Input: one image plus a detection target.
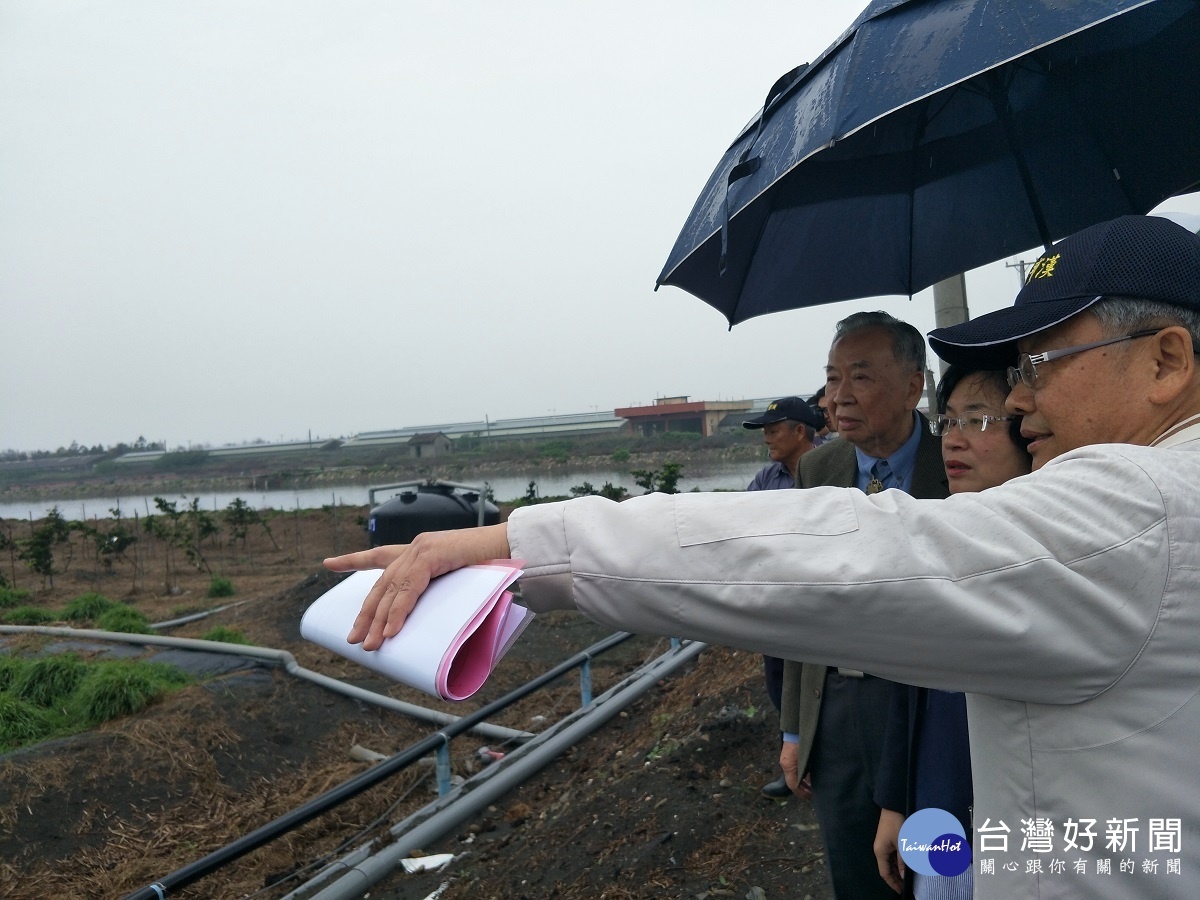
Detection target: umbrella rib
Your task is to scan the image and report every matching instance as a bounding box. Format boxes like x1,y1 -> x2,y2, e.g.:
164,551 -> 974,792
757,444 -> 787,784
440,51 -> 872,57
986,70 -> 1052,251
719,65 -> 810,277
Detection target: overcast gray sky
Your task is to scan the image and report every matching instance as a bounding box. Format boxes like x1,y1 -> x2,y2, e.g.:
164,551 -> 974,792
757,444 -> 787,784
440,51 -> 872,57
3,2 -> 1198,454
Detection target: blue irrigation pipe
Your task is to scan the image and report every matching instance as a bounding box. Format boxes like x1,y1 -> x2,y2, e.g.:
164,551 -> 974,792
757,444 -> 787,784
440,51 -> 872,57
123,630 -> 634,900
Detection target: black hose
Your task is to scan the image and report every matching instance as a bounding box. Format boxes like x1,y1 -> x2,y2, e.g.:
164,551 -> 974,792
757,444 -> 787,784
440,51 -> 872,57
123,631 -> 634,900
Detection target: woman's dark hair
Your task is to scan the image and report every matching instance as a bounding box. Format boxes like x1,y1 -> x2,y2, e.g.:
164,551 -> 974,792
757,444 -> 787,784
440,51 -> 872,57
935,365 -> 1031,454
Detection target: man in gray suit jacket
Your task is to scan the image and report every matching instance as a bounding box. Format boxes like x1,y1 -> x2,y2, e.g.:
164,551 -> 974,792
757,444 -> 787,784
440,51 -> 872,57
779,312 -> 949,900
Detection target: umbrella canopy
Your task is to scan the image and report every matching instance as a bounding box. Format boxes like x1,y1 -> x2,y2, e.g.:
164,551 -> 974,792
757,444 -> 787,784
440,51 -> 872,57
657,0 -> 1200,326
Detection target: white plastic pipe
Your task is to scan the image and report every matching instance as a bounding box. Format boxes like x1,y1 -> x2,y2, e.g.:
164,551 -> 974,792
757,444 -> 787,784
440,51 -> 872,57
288,640 -> 707,900
0,625 -> 531,743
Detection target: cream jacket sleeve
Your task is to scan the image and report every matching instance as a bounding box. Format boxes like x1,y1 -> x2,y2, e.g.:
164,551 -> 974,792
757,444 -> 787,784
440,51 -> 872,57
508,443 -> 1173,706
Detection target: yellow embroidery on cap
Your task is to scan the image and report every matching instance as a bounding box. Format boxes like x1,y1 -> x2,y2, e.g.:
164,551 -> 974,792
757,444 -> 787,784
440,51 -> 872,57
1026,253 -> 1060,281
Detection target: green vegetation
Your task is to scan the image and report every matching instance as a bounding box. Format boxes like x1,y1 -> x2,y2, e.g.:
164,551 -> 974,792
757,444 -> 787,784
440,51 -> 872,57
143,497 -> 218,591
508,480 -> 571,508
631,461 -> 685,494
2,605 -> 56,625
645,736 -> 682,762
95,605 -> 152,634
152,449 -> 210,469
569,481 -> 630,501
0,436 -> 162,463
63,592 -> 117,622
0,654 -> 190,751
200,626 -> 249,645
224,497 -> 278,554
0,527 -> 12,589
206,575 -> 235,598
0,694 -> 52,749
13,654 -> 86,707
0,587 -> 30,609
657,431 -> 702,444
509,466 -> 687,505
71,660 -> 188,726
0,656 -> 25,692
1,428 -> 762,505
535,440 -> 572,463
92,516 -> 137,572
15,507 -> 73,588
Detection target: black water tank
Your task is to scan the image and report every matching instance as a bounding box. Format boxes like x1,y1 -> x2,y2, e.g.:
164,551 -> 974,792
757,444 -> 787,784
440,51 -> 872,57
368,482 -> 500,547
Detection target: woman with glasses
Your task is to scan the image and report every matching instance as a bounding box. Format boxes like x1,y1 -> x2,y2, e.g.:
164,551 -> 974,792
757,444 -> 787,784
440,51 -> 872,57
873,364 -> 1032,900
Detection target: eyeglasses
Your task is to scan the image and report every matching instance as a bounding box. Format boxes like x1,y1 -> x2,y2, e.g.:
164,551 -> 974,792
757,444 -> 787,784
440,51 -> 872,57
1006,329 -> 1160,390
930,414 -> 1015,436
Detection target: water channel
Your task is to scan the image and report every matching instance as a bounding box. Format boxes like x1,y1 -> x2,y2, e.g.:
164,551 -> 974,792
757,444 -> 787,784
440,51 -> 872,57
0,460 -> 770,523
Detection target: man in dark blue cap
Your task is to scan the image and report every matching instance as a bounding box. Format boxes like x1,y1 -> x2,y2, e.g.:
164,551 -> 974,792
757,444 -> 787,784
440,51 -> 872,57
742,396 -> 825,490
742,396 -> 825,797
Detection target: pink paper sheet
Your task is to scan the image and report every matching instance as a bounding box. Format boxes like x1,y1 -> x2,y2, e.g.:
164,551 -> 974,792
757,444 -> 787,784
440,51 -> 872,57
300,562 -> 531,701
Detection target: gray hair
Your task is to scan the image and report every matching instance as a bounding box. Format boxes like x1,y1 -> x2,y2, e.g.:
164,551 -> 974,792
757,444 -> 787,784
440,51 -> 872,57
780,420 -> 816,440
1089,297 -> 1200,350
832,311 -> 927,372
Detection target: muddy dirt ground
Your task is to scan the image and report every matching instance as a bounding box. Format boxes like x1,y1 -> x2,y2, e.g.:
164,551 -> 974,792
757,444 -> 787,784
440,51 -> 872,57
0,508 -> 832,899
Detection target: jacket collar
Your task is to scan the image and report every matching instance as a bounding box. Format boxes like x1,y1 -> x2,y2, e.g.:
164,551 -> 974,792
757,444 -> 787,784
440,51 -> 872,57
1152,413 -> 1200,449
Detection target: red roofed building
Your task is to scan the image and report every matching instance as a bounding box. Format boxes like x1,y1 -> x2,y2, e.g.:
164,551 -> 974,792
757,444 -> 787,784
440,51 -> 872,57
614,396 -> 754,438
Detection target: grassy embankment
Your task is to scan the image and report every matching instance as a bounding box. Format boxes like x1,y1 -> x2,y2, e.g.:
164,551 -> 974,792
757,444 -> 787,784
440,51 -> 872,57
0,431 -> 765,502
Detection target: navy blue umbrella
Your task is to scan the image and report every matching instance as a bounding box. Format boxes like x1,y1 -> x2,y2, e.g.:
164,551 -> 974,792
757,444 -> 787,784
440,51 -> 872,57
657,0 -> 1200,326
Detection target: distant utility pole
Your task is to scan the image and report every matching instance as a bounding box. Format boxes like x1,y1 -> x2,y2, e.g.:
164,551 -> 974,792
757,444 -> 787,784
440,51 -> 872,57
932,274 -> 969,378
1006,258 -> 1034,286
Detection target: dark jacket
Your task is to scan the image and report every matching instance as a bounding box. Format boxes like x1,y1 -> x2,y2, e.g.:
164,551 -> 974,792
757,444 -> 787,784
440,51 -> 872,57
779,412 -> 949,770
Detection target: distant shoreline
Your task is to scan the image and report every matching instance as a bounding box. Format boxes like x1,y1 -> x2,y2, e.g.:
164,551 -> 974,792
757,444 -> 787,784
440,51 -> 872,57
0,444 -> 766,506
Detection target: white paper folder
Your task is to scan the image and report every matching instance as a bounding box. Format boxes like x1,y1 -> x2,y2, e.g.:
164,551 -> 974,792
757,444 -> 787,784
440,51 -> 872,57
300,563 -> 532,701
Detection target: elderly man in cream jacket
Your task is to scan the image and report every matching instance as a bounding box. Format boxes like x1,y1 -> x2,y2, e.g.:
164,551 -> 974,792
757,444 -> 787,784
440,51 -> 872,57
329,215 -> 1200,899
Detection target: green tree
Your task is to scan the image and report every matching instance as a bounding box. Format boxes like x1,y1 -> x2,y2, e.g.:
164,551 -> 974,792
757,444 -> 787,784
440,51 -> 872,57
18,508 -> 73,587
224,497 -> 278,554
0,525 -> 14,588
185,498 -> 220,564
597,481 -> 630,501
630,462 -> 684,495
569,481 -> 629,501
143,497 -> 216,592
95,507 -> 137,573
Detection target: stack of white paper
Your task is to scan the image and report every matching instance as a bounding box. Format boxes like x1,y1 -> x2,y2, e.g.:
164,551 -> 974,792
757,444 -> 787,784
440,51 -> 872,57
300,563 -> 532,701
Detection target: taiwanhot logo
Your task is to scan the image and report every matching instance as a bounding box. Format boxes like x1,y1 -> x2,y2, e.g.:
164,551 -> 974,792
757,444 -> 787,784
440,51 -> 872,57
897,807 -> 972,878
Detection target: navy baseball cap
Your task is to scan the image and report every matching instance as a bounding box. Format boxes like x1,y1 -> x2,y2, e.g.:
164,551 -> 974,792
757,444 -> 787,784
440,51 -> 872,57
743,396 -> 825,430
929,215 -> 1200,368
